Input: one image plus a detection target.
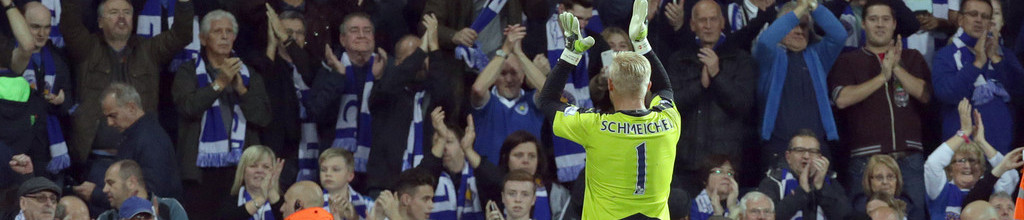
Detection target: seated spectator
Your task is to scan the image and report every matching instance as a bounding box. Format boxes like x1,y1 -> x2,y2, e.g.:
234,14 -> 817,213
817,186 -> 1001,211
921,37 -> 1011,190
666,0 -> 758,194
463,130 -> 570,219
365,14 -> 450,197
925,99 -> 1022,220
754,0 -> 847,162
96,160 -> 188,220
173,9 -> 271,217
2,177 -> 60,220
828,1 -> 932,217
58,195 -> 89,220
217,145 -> 285,219
932,0 -> 1024,154
690,155 -> 740,220
118,196 -> 155,220
305,12 -> 386,175
280,181 -> 325,217
988,192 -> 1014,220
362,170 -> 433,220
733,191 -> 775,220
319,148 -> 373,219
482,170 -> 537,220
868,206 -> 901,220
469,24 -> 546,167
962,201 -> 999,220
757,129 -> 850,219
850,155 -> 923,219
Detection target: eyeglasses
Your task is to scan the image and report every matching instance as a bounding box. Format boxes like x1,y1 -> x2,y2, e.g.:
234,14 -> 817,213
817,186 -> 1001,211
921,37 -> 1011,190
747,208 -> 775,216
962,10 -> 993,20
955,158 -> 979,164
22,193 -> 57,204
871,174 -> 897,182
788,147 -> 821,155
710,169 -> 735,177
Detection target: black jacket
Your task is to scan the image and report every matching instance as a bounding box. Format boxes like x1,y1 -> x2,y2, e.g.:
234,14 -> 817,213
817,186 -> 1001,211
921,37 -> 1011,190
365,49 -> 450,196
26,43 -> 74,175
250,43 -> 318,159
216,192 -> 284,220
119,113 -> 183,199
757,163 -> 850,220
666,45 -> 758,173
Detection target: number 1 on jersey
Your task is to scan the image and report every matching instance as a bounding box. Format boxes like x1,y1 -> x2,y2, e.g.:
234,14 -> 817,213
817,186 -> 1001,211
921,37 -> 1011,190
634,142 -> 647,195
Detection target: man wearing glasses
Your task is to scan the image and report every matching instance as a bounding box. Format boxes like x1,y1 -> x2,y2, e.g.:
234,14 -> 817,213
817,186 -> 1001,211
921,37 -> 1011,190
756,129 -> 850,220
4,177 -> 61,220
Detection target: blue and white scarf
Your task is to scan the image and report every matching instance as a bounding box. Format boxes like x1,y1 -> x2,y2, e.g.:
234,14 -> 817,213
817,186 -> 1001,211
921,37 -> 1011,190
431,164 -> 484,220
534,184 -> 551,220
950,29 -> 1010,106
546,13 -> 593,182
401,91 -> 427,171
323,185 -> 375,219
691,189 -> 728,220
294,64 -> 321,181
238,186 -> 275,220
778,169 -> 826,220
40,0 -> 64,48
455,0 -> 508,71
137,0 -> 201,72
727,1 -> 755,32
195,56 -> 249,167
333,53 -> 374,173
22,47 -> 69,173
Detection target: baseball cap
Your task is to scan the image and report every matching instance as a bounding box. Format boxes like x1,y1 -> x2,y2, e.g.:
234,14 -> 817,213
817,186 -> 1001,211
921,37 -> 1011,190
118,196 -> 154,219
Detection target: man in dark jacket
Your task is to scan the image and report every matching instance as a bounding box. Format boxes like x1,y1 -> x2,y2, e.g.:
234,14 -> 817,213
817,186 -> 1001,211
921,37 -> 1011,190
61,0 -> 193,175
20,1 -> 74,176
757,130 -> 850,220
667,0 -> 758,193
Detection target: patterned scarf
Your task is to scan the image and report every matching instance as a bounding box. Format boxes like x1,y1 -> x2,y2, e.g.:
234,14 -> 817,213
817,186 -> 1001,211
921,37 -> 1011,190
950,29 -> 1010,106
431,164 -> 484,220
322,185 -> 375,219
455,0 -> 508,71
294,64 -> 321,181
195,55 -> 249,167
136,0 -> 201,72
22,47 -> 69,173
401,91 -> 426,171
333,53 -> 374,173
778,169 -> 826,220
238,186 -> 275,220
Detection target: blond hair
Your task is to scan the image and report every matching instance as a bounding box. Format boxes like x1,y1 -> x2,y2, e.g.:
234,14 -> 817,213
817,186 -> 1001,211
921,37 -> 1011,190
606,52 -> 651,99
230,145 -> 277,195
319,148 -> 355,172
863,154 -> 903,196
945,142 -> 986,180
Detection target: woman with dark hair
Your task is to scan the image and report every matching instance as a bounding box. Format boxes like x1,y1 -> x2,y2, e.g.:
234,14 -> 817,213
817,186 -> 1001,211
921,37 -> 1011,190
463,130 -> 571,219
690,154 -> 739,220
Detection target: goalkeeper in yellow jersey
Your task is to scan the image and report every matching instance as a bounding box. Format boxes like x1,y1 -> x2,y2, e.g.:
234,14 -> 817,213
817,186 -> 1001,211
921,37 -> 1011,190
537,0 -> 680,219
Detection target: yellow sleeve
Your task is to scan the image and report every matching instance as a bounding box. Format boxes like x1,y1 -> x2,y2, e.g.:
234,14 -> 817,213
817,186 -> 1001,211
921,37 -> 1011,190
552,105 -> 596,147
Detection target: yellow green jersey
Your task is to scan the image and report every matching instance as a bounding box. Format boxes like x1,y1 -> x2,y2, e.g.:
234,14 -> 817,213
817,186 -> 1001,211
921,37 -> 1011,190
552,95 -> 681,219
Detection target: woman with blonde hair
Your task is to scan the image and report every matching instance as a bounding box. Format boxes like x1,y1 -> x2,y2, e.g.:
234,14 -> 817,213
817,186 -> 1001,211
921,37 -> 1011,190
853,155 -> 922,219
217,145 -> 285,219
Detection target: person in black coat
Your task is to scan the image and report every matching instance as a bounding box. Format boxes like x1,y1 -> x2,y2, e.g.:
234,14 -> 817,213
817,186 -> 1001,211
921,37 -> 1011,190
666,0 -> 759,193
101,83 -> 183,200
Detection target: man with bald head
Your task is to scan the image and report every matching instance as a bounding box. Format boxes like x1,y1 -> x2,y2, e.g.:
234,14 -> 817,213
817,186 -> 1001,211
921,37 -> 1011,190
868,206 -> 901,220
281,181 -> 326,217
962,201 -> 999,220
58,196 -> 89,220
666,0 -> 758,193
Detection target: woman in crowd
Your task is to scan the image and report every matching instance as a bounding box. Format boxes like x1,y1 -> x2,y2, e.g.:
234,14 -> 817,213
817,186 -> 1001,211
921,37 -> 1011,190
463,130 -> 570,219
690,155 -> 739,220
852,155 -> 922,219
925,99 -> 1022,220
217,145 -> 285,219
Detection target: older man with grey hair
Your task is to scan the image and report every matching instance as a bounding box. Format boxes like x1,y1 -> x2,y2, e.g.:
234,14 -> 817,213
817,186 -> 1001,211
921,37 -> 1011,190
105,83 -> 182,199
733,191 -> 776,220
172,9 -> 271,218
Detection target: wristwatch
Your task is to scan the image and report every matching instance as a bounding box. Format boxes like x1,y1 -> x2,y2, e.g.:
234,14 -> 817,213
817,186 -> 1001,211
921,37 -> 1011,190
495,49 -> 508,59
3,3 -> 15,11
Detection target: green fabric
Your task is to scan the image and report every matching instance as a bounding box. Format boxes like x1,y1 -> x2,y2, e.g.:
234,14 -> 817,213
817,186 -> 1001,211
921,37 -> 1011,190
0,76 -> 29,102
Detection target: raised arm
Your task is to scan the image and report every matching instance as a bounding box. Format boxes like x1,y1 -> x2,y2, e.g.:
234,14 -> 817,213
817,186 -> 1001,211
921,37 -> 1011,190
925,98 -> 974,199
59,0 -> 99,62
6,0 -> 36,73
145,0 -> 194,64
539,12 -> 595,117
629,0 -> 672,102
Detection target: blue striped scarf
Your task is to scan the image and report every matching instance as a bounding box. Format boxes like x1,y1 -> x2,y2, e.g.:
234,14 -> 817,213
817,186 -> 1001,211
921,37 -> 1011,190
323,185 -> 375,219
195,56 -> 249,167
136,0 -> 200,72
691,189 -> 727,220
455,0 -> 507,71
431,164 -> 484,220
950,29 -> 1010,106
40,0 -> 64,48
238,186 -> 275,220
23,47 -> 70,173
533,184 -> 551,220
401,91 -> 426,171
545,13 -> 594,182
778,169 -> 826,220
333,53 -> 374,173
294,64 -> 321,181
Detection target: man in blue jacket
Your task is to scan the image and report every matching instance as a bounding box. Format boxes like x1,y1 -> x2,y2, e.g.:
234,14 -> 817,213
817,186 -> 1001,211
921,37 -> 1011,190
754,0 -> 847,164
932,0 -> 1024,154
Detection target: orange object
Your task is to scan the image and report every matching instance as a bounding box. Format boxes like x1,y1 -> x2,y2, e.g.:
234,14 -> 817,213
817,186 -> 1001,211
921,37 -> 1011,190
1014,168 -> 1024,220
285,207 -> 334,220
